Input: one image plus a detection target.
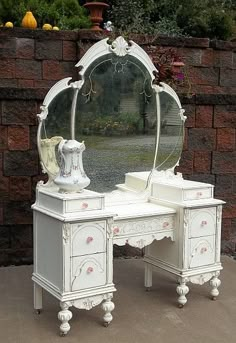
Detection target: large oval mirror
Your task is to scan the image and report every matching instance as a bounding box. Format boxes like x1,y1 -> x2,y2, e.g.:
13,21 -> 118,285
154,83 -> 185,172
74,53 -> 158,193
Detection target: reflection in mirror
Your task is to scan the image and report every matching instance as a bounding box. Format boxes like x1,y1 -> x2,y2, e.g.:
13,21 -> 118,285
155,90 -> 184,171
74,54 -> 157,193
39,87 -> 75,177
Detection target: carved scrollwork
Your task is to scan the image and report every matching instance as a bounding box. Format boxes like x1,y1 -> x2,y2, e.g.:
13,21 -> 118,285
188,273 -> 213,285
72,295 -> 106,310
109,36 -> 132,56
63,223 -> 70,244
113,216 -> 174,236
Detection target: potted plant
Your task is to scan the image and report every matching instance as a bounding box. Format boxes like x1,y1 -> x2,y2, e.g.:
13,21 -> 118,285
84,1 -> 109,31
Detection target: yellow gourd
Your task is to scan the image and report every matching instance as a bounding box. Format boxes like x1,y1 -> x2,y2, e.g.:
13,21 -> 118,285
5,22 -> 13,28
43,23 -> 52,30
52,26 -> 60,31
22,11 -> 37,29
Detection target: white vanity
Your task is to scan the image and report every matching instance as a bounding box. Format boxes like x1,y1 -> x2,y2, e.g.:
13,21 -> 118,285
32,37 -> 223,336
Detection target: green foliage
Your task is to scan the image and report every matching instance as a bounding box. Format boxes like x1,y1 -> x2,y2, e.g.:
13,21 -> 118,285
0,0 -> 91,29
107,0 -> 236,40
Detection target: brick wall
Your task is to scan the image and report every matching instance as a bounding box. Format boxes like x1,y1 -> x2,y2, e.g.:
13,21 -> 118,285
0,28 -> 235,265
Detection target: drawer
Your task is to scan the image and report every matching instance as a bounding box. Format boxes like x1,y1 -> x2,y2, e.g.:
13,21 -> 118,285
189,236 -> 215,268
189,207 -> 216,238
183,187 -> 212,201
72,222 -> 106,256
66,197 -> 103,213
71,253 -> 106,291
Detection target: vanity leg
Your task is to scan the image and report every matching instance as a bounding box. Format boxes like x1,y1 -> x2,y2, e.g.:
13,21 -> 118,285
58,302 -> 73,336
144,262 -> 152,291
102,294 -> 115,327
34,282 -> 43,314
176,278 -> 189,308
210,272 -> 221,301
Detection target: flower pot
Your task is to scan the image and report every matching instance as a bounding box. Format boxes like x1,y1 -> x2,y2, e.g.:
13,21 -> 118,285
84,2 -> 109,31
171,61 -> 185,74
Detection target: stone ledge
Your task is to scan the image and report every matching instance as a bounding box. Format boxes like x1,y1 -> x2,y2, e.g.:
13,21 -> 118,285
0,27 -> 78,41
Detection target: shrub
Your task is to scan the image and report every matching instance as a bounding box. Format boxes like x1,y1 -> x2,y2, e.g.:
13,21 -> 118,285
0,0 -> 91,29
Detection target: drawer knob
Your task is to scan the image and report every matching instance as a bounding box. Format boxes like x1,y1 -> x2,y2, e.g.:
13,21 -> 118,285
163,222 -> 169,228
113,227 -> 120,234
87,267 -> 94,274
82,202 -> 88,209
86,236 -> 94,243
201,220 -> 207,226
197,192 -> 203,197
200,247 -> 207,254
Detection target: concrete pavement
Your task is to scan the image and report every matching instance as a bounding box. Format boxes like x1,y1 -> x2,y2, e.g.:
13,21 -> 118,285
0,256 -> 235,343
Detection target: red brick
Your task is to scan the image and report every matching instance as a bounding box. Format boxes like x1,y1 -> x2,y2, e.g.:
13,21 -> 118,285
18,79 -> 34,88
188,128 -> 216,151
43,60 -> 63,80
4,201 -> 32,225
178,48 -> 202,66
196,105 -> 213,127
35,40 -> 62,60
212,151 -> 236,174
201,49 -> 214,66
0,37 -> 16,58
0,152 -> 2,175
0,207 -> 3,225
223,201 -> 236,219
0,176 -> 9,199
63,41 -> 77,61
0,79 -> 18,87
37,80 -> 56,88
202,50 -> 233,68
16,38 -> 34,59
184,104 -> 195,128
0,126 -> 7,150
217,128 -> 235,151
194,151 -> 211,173
9,176 -> 31,200
215,175 -> 233,197
183,128 -> 188,150
61,61 -> 77,79
8,126 -> 29,151
0,59 -> 15,78
214,105 -> 236,128
189,66 -> 219,86
220,68 -> 236,87
176,151 -> 194,175
15,59 -> 42,80
2,100 -> 37,125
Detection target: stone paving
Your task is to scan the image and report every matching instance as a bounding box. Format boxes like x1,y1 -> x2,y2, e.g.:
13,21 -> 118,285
0,256 -> 235,343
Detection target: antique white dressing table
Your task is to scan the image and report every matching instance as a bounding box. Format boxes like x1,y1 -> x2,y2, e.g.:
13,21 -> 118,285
32,36 -> 224,336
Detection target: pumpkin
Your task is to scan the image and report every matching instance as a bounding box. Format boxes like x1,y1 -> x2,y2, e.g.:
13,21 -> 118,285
5,22 -> 13,28
52,26 -> 60,31
22,11 -> 37,29
43,23 -> 52,30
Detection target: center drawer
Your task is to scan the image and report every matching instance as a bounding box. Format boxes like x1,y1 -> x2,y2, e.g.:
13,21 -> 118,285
189,207 -> 216,238
72,222 -> 106,256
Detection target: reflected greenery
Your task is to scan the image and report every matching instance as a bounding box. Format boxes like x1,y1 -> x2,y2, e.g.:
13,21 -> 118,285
155,91 -> 183,171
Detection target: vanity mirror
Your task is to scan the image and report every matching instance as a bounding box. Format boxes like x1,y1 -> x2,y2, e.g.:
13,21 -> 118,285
32,36 -> 223,336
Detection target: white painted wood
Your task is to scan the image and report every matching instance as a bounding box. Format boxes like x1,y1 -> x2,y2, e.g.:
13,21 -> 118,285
71,253 -> 107,291
189,236 -> 215,268
189,207 -> 216,238
72,222 -> 106,256
34,282 -> 43,311
32,35 -> 224,334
